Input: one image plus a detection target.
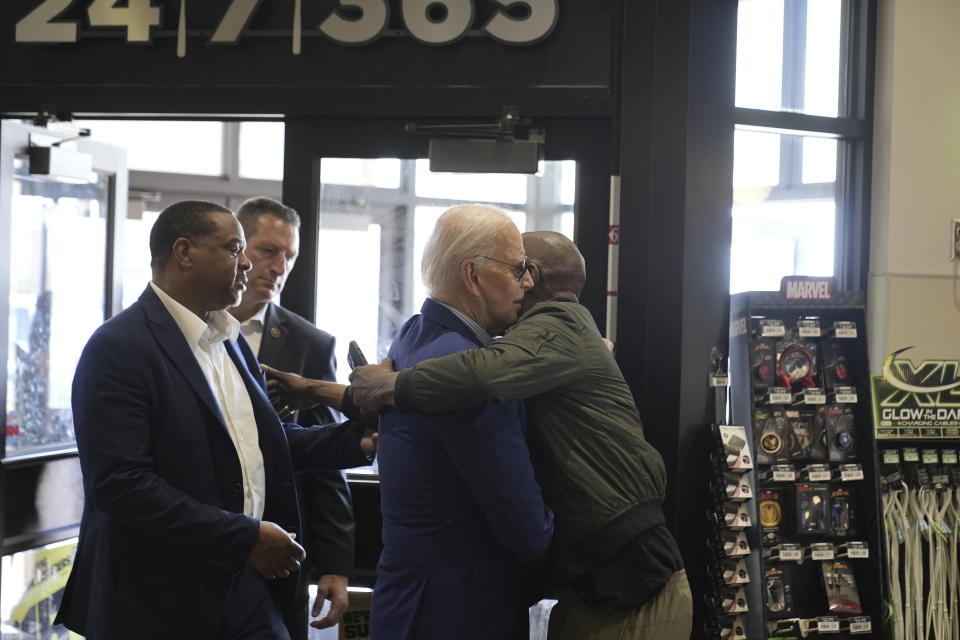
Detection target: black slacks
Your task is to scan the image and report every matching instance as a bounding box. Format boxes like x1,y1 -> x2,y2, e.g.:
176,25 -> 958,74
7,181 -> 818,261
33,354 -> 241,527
221,565 -> 292,640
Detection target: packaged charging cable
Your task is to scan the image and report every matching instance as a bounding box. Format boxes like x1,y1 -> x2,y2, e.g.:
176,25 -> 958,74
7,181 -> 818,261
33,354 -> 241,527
758,487 -> 786,547
786,410 -> 814,461
718,425 -> 753,472
751,339 -> 776,389
824,405 -> 856,462
756,408 -> 790,465
795,483 -> 831,535
821,339 -> 854,389
775,339 -> 819,389
810,408 -> 829,462
764,564 -> 795,619
821,560 -> 862,616
830,486 -> 855,538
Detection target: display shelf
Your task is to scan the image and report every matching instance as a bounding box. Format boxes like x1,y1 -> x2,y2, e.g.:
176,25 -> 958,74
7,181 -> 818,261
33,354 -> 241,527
725,279 -> 883,638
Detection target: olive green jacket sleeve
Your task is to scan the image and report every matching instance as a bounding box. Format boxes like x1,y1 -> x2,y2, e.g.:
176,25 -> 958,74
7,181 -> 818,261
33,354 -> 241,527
395,301 -> 596,413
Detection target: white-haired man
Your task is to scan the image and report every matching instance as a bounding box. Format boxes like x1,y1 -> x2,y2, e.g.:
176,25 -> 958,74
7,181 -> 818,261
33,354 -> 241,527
369,204 -> 554,639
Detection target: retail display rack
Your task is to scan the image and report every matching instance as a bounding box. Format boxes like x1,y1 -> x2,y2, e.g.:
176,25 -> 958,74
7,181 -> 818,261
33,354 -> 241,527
705,278 -> 883,639
872,331 -> 960,639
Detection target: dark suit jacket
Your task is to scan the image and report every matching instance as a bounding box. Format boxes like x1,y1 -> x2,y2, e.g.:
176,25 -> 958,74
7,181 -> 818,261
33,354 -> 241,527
371,299 -> 554,640
55,286 -> 369,640
259,303 -> 356,580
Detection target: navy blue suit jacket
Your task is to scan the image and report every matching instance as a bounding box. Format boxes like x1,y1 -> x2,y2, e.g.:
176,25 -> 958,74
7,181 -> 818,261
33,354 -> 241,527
55,286 -> 369,640
259,303 -> 357,640
371,299 -> 553,640
260,303 -> 355,581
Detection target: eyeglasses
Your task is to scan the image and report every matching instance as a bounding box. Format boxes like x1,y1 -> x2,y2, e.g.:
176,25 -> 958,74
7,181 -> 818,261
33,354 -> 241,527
472,255 -> 531,281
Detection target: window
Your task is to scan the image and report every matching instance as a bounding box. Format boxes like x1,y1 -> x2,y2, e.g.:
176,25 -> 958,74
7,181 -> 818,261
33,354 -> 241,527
736,0 -> 844,117
1,539 -> 78,636
732,129 -> 838,292
319,158 -> 401,189
414,161 -> 527,204
73,120 -> 225,175
238,122 -> 285,181
74,120 -> 287,307
121,208 -> 161,310
6,160 -> 109,457
316,159 -> 577,383
732,0 -> 872,293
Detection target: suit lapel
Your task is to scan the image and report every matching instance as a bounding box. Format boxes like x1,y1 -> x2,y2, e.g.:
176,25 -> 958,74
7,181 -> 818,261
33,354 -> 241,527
256,304 -> 314,425
257,303 -> 290,367
140,286 -> 228,433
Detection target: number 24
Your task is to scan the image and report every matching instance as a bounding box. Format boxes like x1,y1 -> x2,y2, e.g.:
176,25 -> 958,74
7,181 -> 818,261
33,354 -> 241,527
15,0 -> 558,47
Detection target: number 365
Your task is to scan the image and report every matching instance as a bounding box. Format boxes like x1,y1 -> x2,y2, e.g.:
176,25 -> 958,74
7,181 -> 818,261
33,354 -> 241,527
16,0 -> 558,47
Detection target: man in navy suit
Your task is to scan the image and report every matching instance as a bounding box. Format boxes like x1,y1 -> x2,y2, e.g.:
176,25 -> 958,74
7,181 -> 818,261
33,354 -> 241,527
371,204 -> 554,639
55,201 -> 374,640
230,197 -> 357,638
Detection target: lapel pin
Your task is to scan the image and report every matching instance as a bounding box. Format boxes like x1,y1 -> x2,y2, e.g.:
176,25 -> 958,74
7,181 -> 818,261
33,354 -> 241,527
270,327 -> 280,338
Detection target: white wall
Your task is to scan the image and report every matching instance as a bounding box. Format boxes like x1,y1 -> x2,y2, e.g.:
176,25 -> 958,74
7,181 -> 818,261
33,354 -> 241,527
869,0 -> 960,370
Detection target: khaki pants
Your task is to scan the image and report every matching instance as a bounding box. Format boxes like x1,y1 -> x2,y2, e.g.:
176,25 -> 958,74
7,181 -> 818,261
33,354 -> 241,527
547,569 -> 693,640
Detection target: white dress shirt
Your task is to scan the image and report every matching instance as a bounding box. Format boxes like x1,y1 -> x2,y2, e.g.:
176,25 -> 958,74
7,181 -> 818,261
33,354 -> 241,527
150,282 -> 267,520
238,303 -> 269,357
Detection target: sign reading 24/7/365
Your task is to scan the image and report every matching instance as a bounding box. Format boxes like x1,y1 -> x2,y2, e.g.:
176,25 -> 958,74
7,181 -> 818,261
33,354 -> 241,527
15,0 -> 558,51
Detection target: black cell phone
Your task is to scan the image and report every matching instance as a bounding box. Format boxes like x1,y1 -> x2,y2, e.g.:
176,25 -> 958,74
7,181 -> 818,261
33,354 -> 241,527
347,340 -> 368,370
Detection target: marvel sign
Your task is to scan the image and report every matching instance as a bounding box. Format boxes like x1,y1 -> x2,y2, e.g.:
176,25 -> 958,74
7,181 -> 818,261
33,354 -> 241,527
781,277 -> 834,301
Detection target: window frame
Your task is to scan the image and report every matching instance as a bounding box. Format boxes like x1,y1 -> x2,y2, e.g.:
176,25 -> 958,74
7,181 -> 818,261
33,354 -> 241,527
734,0 -> 875,292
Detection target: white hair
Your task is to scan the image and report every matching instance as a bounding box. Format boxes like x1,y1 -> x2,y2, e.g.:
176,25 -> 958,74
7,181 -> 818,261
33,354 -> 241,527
421,204 -> 516,297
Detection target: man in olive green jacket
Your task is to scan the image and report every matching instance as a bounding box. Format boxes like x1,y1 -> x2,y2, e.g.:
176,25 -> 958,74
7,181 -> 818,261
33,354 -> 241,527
266,231 -> 692,639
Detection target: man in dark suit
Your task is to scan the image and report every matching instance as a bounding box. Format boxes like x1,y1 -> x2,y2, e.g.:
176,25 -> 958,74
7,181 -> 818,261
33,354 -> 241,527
55,200 -> 374,640
370,204 -> 554,639
230,197 -> 356,638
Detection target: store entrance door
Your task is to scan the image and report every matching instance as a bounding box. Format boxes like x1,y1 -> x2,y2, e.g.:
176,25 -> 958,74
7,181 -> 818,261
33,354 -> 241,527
280,116 -> 612,371
279,115 -> 612,587
0,118 -> 128,637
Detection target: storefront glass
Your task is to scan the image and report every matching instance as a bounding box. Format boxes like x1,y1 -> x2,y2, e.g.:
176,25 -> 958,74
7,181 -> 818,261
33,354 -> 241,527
0,539 -> 78,640
316,159 -> 576,383
5,159 -> 108,457
731,129 -> 838,293
736,0 -> 845,117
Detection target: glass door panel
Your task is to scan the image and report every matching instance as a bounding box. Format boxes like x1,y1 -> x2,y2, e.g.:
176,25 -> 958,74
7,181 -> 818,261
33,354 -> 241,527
0,538 -> 78,638
5,161 -> 109,457
120,208 -> 161,310
316,158 -> 576,384
730,127 -> 838,293
1,120 -> 127,460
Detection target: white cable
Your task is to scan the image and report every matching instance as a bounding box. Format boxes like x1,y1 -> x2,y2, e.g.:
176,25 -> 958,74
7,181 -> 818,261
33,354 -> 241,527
921,488 -> 936,640
904,485 -> 914,640
923,488 -> 949,640
896,480 -> 916,640
897,487 -> 908,640
884,486 -> 906,640
898,482 -> 915,640
953,486 -> 960,640
907,483 -> 926,640
939,489 -> 952,640
935,488 -> 953,640
947,485 -> 960,640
